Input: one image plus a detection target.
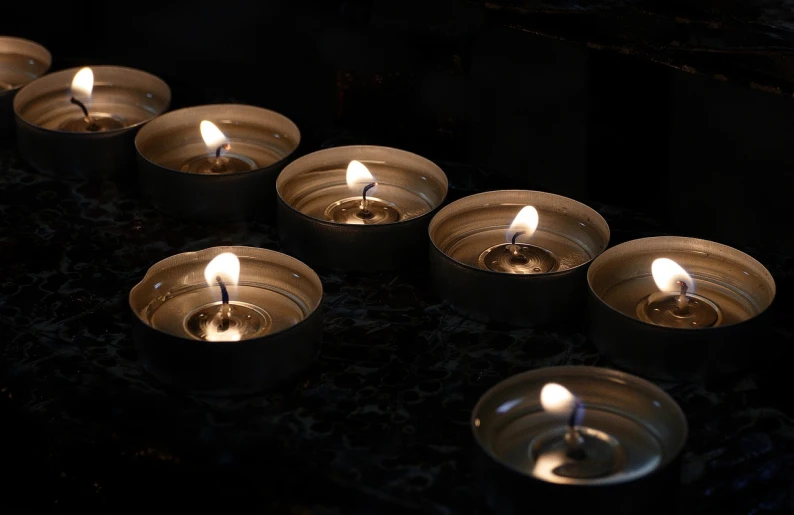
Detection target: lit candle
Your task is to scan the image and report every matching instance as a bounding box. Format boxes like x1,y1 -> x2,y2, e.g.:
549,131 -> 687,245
635,257 -> 722,328
60,67 -> 126,132
129,247 -> 324,393
427,190 -> 610,325
586,236 -> 776,380
532,383 -> 622,480
477,205 -> 559,274
276,145 -> 449,271
178,120 -> 257,174
471,365 -> 687,511
323,160 -> 401,224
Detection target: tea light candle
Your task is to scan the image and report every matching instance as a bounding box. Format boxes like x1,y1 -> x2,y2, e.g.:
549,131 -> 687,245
428,190 -> 610,326
587,236 -> 776,381
472,366 -> 687,514
14,65 -> 170,176
136,104 -> 300,221
276,145 -> 448,271
0,36 -> 50,133
129,246 -> 323,394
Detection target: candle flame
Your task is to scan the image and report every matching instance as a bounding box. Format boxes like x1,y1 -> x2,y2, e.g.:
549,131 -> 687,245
651,258 -> 694,293
204,324 -> 242,342
200,120 -> 229,151
204,252 -> 240,289
346,160 -> 377,193
506,205 -> 539,243
540,383 -> 576,416
71,67 -> 94,98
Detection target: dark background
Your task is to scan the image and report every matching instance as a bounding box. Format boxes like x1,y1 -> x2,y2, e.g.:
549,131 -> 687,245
2,0 -> 794,513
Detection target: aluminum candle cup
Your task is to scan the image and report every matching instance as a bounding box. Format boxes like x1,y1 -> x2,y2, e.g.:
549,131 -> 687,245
472,366 -> 687,515
136,104 -> 300,222
0,37 -> 50,134
429,190 -> 609,326
129,246 -> 323,395
14,65 -> 170,177
587,236 -> 776,382
277,145 -> 448,272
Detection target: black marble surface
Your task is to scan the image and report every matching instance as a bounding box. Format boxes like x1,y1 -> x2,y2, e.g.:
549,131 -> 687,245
1,130 -> 793,514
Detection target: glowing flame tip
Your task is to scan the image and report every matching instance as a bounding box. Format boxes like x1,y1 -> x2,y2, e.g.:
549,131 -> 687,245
346,160 -> 377,191
71,67 -> 94,98
540,383 -> 576,415
203,252 -> 240,288
200,120 -> 229,151
651,257 -> 694,293
507,205 -> 539,243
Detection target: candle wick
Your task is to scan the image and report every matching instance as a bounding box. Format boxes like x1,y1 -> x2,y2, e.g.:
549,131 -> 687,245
676,280 -> 690,313
361,182 -> 377,214
215,143 -> 230,159
511,230 -> 526,247
70,97 -> 100,131
564,398 -> 587,460
216,275 -> 231,331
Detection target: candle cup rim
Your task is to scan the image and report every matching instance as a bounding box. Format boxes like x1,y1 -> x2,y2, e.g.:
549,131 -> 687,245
276,144 -> 449,227
135,103 -> 301,175
0,36 -> 52,95
128,246 -> 323,343
13,65 -> 171,135
471,365 -> 689,481
587,236 -> 777,330
429,189 -> 610,276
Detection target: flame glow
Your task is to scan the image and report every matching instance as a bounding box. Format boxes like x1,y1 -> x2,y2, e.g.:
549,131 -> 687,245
346,160 -> 377,193
204,324 -> 242,342
71,67 -> 94,98
506,206 -> 539,243
200,120 -> 229,151
204,252 -> 240,289
540,383 -> 576,416
651,258 -> 694,293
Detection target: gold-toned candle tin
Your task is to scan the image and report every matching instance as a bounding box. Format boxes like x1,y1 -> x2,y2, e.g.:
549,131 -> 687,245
472,365 -> 687,514
136,104 -> 300,221
129,246 -> 323,395
14,65 -> 170,177
0,36 -> 50,134
276,145 -> 448,272
429,190 -> 609,326
587,236 -> 776,381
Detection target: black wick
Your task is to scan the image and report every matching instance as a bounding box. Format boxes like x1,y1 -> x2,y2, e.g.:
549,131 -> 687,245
511,230 -> 526,246
216,275 -> 231,331
565,397 -> 586,459
70,97 -> 100,131
361,181 -> 377,213
215,143 -> 230,158
676,280 -> 690,313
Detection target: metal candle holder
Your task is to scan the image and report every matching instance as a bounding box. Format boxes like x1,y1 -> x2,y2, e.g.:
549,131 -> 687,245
136,104 -> 300,221
587,236 -> 776,382
429,190 -> 610,326
129,246 -> 323,396
0,36 -> 50,135
276,145 -> 448,272
14,65 -> 170,177
472,365 -> 687,515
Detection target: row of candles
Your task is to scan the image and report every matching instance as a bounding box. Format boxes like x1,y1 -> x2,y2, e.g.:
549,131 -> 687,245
0,36 -> 777,510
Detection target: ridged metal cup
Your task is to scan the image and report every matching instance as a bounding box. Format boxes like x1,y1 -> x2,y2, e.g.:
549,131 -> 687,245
136,104 -> 300,221
14,65 -> 170,177
429,190 -> 609,326
0,36 -> 51,135
587,236 -> 776,382
276,145 -> 448,272
129,246 -> 323,396
472,365 -> 687,515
